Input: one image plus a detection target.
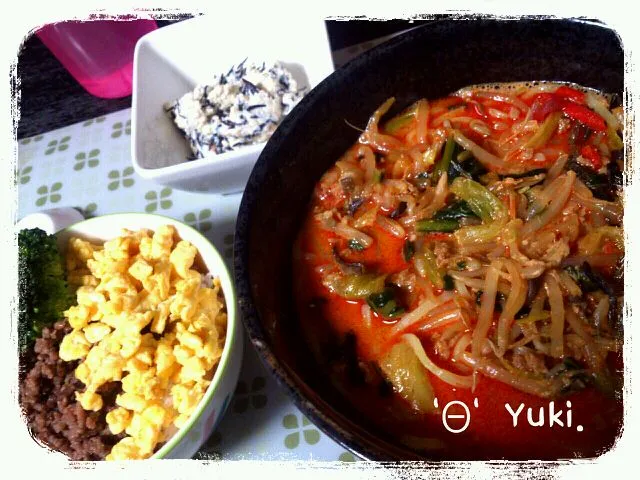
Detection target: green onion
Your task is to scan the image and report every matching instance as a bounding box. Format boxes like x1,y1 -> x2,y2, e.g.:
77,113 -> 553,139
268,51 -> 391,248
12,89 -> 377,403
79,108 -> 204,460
431,136 -> 456,184
415,219 -> 460,233
383,107 -> 416,135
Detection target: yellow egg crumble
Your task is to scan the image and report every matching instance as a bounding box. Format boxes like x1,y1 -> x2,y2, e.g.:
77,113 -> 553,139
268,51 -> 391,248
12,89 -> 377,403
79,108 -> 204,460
58,225 -> 227,460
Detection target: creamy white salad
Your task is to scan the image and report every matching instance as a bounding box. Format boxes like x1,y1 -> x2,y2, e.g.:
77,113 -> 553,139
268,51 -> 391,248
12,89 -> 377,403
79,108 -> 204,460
165,60 -> 307,159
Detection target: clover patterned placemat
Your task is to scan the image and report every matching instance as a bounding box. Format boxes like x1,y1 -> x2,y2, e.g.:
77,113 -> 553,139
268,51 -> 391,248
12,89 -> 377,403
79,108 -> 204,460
16,108 -> 359,463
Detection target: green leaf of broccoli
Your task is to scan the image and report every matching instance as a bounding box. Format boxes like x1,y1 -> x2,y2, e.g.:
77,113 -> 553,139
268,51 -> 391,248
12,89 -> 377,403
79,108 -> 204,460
18,228 -> 74,352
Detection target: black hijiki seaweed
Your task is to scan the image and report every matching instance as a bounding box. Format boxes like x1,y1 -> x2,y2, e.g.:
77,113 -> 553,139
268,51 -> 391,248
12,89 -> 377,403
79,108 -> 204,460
166,60 -> 305,160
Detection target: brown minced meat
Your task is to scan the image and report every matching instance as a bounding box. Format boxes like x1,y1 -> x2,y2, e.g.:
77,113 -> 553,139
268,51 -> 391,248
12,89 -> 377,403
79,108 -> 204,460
19,321 -> 124,461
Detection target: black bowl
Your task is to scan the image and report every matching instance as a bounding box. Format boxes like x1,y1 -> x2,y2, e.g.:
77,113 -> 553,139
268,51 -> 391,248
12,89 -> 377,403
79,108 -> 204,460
234,17 -> 624,461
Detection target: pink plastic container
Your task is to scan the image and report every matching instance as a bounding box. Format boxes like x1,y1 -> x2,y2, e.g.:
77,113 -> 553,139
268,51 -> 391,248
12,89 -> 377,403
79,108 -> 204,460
36,19 -> 157,99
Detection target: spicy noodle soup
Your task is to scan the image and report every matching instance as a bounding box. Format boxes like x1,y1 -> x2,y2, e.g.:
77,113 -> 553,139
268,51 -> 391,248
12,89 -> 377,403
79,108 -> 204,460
293,83 -> 623,460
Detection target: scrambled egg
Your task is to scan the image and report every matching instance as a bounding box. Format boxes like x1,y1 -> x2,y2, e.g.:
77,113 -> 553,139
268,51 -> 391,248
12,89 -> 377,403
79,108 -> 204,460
58,225 -> 227,460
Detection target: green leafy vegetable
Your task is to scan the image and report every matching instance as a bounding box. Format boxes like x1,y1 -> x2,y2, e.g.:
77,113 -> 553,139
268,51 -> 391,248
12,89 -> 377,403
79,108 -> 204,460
450,177 -> 508,222
327,274 -> 387,299
563,264 -> 603,294
367,288 -> 404,318
447,156 -> 487,183
566,156 -> 616,201
449,177 -> 509,245
442,274 -> 455,291
18,228 -> 74,352
562,357 -> 583,371
378,341 -> 436,413
413,249 -> 444,288
348,239 -> 365,251
547,357 -> 593,395
433,200 -> 480,221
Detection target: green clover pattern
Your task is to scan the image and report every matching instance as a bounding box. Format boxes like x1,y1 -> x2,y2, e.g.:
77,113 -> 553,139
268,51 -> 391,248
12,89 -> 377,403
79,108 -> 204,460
83,116 -> 105,127
74,149 -> 100,170
282,414 -> 320,449
17,165 -> 32,185
184,209 -> 213,233
19,134 -> 43,145
111,120 -> 131,138
339,451 -> 357,462
45,136 -> 70,155
233,377 -> 267,413
144,187 -> 172,213
80,202 -> 98,218
35,182 -> 62,206
108,167 -> 135,190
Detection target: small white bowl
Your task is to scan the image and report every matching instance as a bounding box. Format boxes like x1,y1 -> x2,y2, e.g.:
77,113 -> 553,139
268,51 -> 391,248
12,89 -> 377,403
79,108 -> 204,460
16,207 -> 85,235
54,213 -> 243,459
131,15 -> 335,194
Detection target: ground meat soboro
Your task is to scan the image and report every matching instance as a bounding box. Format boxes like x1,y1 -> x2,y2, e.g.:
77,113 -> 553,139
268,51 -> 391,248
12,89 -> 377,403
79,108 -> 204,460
19,321 -> 123,461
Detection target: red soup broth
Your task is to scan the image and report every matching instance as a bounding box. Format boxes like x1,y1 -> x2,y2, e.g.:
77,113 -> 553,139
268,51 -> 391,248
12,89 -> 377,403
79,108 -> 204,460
292,82 -> 623,460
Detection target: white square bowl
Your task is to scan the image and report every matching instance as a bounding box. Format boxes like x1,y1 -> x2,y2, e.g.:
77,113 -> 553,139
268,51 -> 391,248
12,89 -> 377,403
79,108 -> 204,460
131,15 -> 335,194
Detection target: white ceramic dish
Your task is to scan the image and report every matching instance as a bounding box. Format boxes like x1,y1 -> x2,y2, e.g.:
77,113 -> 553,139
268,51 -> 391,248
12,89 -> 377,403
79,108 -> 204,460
54,213 -> 243,459
16,207 -> 85,235
131,15 -> 335,194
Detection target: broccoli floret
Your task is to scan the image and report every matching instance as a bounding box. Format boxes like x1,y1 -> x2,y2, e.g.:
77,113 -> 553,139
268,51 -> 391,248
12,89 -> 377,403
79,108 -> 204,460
18,228 -> 74,351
